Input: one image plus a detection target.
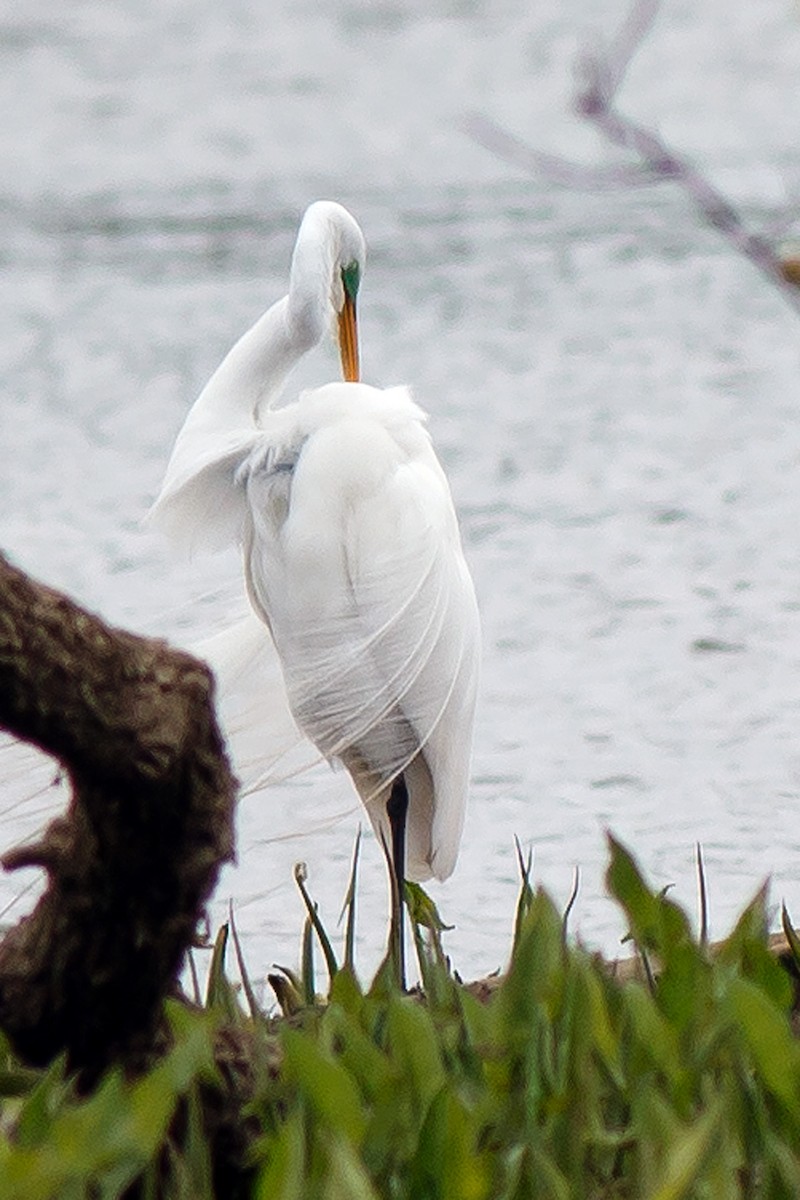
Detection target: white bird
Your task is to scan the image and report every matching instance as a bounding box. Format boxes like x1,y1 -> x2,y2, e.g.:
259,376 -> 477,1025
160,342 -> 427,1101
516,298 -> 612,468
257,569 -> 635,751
148,200 -> 480,938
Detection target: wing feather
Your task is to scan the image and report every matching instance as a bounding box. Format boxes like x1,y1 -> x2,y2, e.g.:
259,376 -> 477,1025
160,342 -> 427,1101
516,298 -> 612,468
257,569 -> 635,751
146,433 -> 257,554
242,386 -> 480,878
152,381 -> 480,882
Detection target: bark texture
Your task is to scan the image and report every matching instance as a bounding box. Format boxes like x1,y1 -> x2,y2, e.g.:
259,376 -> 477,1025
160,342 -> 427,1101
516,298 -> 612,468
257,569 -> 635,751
0,551 -> 236,1082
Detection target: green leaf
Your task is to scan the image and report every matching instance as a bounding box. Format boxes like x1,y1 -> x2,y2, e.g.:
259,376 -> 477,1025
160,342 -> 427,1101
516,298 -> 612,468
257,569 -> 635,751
339,829 -> 362,975
322,1004 -> 394,1105
386,995 -> 445,1113
230,902 -> 264,1020
643,1103 -> 721,1200
0,1004 -> 216,1200
295,862 -> 339,984
320,1132 -> 381,1200
269,968 -> 305,1017
781,904 -> 800,974
328,964 -> 364,1015
763,1128 -> 800,1193
500,888 -> 563,1043
574,958 -> 622,1083
606,835 -> 692,962
282,1029 -> 367,1145
406,884 -> 458,1010
718,887 -> 793,1009
526,1147 -> 571,1200
181,1081 -> 215,1200
511,836 -> 535,956
0,1062 -> 43,1099
254,1113 -> 306,1200
410,1086 -> 491,1200
205,923 -> 243,1021
726,976 -> 800,1112
302,914 -> 316,1006
405,882 -> 453,934
621,982 -> 680,1081
656,940 -> 710,1033
13,1056 -> 70,1149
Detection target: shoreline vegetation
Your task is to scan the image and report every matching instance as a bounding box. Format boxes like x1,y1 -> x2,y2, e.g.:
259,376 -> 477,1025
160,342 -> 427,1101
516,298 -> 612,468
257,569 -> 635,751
3,553 -> 800,1198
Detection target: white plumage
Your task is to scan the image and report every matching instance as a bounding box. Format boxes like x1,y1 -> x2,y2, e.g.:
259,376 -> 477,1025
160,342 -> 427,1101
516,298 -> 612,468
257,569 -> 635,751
149,201 -> 480,883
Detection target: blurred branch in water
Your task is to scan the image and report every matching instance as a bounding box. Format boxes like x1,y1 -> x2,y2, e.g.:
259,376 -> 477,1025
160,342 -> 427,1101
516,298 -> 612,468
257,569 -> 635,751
462,0 -> 800,316
0,550 -> 236,1085
461,115 -> 663,191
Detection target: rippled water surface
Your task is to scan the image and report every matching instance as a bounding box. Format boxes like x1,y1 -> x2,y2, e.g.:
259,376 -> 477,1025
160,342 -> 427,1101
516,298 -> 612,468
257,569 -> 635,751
2,0 -> 800,982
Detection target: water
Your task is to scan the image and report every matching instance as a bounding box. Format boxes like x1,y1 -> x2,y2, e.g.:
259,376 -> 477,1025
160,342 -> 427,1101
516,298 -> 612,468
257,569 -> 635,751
2,0 -> 800,985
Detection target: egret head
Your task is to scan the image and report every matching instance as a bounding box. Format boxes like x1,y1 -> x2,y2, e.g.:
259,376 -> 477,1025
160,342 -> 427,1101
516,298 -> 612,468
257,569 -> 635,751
289,201 -> 365,383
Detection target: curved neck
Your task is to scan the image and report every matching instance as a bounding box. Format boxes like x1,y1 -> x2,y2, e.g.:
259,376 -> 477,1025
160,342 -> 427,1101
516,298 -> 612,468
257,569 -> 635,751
203,298 -> 307,425
190,216 -> 335,436
149,205 -> 357,552
153,214 -> 340,515
286,215 -> 336,356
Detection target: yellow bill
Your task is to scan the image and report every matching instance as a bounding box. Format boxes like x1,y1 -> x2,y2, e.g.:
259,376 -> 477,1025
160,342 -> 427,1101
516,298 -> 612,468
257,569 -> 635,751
338,292 -> 360,382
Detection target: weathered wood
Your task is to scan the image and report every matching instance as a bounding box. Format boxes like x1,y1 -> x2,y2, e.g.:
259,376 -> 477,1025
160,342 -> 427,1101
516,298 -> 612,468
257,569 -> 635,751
0,551 -> 237,1082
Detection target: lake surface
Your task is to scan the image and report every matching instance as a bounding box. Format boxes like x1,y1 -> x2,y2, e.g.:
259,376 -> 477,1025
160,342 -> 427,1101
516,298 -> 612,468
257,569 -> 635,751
2,0 -> 800,985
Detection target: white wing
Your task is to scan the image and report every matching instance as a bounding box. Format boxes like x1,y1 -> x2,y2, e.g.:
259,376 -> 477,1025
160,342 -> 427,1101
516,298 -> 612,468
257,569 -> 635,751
146,301 -> 295,556
149,376 -> 480,881
241,383 -> 480,880
146,435 -> 257,554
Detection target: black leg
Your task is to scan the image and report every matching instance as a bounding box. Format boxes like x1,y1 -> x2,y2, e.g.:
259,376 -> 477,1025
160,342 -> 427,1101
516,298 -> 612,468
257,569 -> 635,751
386,774 -> 409,988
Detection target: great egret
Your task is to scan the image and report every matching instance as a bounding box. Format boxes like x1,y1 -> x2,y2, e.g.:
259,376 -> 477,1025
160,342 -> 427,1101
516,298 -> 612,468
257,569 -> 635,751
149,201 -> 480,970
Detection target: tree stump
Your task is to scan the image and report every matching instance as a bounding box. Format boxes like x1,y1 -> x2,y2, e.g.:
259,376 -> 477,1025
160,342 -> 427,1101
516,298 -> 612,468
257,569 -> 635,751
0,551 -> 236,1083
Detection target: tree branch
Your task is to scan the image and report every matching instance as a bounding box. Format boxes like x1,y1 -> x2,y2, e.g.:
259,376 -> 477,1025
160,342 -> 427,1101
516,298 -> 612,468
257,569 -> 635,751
0,551 -> 236,1082
464,0 -> 800,315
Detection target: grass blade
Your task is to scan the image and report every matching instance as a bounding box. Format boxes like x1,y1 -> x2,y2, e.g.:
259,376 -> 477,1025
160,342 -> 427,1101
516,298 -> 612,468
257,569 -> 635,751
301,915 -> 315,1006
781,903 -> 800,973
205,924 -> 243,1021
229,901 -> 263,1020
294,862 -> 338,984
377,827 -> 406,989
268,968 -> 304,1017
339,828 -> 362,975
696,843 -> 709,949
512,836 -> 534,956
187,950 -> 202,1007
562,866 -> 580,943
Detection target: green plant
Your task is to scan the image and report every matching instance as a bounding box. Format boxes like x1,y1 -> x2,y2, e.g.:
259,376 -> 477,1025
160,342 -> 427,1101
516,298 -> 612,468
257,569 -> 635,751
3,835 -> 800,1198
